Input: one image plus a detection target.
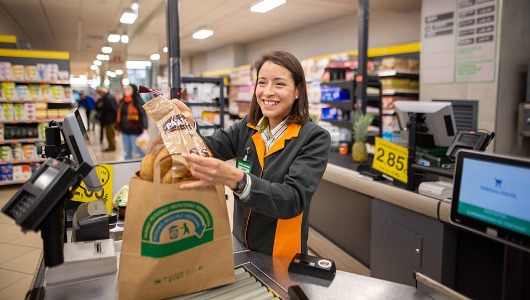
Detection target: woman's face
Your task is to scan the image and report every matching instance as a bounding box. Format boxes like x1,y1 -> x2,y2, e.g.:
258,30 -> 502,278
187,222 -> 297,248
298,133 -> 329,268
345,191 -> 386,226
255,61 -> 299,123
124,85 -> 133,97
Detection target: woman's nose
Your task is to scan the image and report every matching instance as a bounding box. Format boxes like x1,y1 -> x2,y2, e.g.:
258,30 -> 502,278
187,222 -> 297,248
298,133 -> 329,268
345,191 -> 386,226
263,84 -> 275,96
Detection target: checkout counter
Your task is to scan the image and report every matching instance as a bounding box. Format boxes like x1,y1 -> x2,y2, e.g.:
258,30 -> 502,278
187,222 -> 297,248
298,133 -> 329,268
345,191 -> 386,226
309,153 -> 529,299
25,159 -> 451,300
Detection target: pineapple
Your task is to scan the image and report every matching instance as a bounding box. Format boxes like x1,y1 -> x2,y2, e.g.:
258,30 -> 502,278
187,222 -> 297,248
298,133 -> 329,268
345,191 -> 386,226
352,113 -> 374,163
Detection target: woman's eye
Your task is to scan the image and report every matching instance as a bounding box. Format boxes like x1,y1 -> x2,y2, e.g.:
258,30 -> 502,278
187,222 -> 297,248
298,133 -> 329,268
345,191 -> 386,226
258,81 -> 266,85
276,82 -> 285,86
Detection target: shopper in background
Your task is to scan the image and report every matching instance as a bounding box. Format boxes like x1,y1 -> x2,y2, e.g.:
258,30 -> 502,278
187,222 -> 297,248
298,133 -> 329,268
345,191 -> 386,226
78,92 -> 96,131
117,84 -> 148,159
95,87 -> 118,152
174,50 -> 331,259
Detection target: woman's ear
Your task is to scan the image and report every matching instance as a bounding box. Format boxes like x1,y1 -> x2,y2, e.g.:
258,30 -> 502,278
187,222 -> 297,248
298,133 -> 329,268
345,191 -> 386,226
295,85 -> 301,99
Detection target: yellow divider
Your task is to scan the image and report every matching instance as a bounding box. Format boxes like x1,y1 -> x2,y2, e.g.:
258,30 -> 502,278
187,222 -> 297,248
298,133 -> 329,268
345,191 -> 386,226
0,49 -> 70,60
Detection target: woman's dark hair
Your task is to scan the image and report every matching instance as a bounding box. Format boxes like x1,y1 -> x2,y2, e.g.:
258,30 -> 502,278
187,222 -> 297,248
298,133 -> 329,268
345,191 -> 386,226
248,51 -> 310,126
127,83 -> 144,108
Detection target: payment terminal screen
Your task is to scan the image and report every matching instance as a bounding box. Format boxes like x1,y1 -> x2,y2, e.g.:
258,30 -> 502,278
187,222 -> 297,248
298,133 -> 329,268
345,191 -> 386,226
458,158 -> 530,237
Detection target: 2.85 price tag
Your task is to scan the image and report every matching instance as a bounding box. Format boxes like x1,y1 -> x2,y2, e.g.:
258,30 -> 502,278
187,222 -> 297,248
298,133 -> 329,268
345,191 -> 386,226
372,137 -> 408,183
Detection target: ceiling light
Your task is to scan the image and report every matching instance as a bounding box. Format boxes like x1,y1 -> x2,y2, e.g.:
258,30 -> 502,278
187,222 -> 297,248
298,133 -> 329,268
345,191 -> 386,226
104,77 -> 110,86
122,78 -> 130,86
108,34 -> 120,43
120,11 -> 137,24
106,71 -> 116,77
121,35 -> 129,43
192,29 -> 214,40
251,0 -> 286,13
96,54 -> 107,61
126,60 -> 152,69
90,65 -> 98,71
150,53 -> 160,61
115,69 -> 124,75
102,46 -> 112,54
131,3 -> 139,11
93,60 -> 102,66
163,46 -> 168,53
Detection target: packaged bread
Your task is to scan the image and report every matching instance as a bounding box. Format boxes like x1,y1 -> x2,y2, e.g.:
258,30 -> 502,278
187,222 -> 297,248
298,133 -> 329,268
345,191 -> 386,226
139,86 -> 211,183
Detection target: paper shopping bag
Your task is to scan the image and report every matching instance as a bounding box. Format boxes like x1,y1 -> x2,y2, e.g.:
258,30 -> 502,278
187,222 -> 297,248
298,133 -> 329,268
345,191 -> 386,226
118,175 -> 235,299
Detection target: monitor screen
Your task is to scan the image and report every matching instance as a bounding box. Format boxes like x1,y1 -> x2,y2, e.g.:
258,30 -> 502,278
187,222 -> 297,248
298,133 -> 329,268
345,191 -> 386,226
451,151 -> 530,252
33,166 -> 60,190
394,101 -> 457,147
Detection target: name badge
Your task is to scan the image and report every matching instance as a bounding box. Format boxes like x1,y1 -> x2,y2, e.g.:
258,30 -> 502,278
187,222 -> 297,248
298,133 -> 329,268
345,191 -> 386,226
237,160 -> 252,173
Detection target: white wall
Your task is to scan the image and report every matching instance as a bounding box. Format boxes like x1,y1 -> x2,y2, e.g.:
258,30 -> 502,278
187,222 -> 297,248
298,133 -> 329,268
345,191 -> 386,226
495,0 -> 530,156
182,9 -> 421,73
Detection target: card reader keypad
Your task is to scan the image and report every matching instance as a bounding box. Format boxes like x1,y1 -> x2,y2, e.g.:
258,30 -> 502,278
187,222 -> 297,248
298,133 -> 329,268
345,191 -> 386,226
9,193 -> 37,221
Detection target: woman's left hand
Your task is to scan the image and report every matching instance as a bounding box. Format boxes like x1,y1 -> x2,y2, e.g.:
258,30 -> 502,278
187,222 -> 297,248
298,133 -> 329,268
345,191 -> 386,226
181,153 -> 244,190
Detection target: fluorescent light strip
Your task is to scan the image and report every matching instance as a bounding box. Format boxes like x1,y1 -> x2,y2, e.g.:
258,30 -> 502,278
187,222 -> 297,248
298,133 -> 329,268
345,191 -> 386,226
192,29 -> 214,40
251,0 -> 286,13
126,61 -> 152,69
120,11 -> 137,24
108,34 -> 120,43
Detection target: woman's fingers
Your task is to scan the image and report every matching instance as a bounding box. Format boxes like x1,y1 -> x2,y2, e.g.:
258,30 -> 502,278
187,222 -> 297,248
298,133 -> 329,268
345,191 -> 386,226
180,180 -> 206,189
171,99 -> 195,124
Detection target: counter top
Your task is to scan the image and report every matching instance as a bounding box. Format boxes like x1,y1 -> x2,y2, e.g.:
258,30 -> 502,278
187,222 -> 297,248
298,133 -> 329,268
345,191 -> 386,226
323,153 -> 452,222
32,236 -> 430,300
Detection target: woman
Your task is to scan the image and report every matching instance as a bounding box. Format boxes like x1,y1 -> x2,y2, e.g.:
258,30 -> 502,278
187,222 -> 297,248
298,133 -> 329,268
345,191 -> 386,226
176,51 -> 331,259
117,84 -> 148,160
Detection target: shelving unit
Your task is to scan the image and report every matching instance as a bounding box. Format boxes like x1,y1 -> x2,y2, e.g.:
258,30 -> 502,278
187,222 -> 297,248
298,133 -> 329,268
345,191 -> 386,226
181,76 -> 226,131
0,48 -> 71,186
320,76 -> 383,139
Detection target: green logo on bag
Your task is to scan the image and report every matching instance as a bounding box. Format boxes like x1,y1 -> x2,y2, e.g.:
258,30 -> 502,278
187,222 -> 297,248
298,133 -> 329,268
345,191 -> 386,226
141,201 -> 214,258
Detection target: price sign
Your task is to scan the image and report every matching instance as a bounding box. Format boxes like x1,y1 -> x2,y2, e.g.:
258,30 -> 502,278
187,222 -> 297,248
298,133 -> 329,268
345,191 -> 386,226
372,137 -> 408,183
71,164 -> 113,213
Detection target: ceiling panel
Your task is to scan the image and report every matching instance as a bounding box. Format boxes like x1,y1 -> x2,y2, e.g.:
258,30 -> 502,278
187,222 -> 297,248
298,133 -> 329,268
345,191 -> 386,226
0,0 -> 421,75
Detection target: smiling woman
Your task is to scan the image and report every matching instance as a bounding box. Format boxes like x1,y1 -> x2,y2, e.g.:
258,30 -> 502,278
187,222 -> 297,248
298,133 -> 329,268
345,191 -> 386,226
174,50 -> 331,259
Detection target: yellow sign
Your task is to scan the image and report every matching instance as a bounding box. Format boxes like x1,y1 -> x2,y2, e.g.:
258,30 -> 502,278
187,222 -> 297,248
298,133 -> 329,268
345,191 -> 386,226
372,137 -> 408,183
71,164 -> 113,214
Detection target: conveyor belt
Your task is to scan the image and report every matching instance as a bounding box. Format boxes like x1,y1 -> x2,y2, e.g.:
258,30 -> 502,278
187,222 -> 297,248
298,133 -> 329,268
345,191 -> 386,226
171,267 -> 280,300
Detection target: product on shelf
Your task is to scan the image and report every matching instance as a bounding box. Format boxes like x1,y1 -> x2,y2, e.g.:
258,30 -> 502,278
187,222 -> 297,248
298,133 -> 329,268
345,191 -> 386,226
40,84 -> 52,100
22,144 -> 37,160
0,145 -> 13,161
13,164 -> 32,181
11,65 -> 25,81
47,64 -> 59,82
25,66 -> 38,81
50,85 -> 65,101
2,82 -> 17,100
320,86 -> 350,102
380,78 -> 419,91
379,58 -> 419,71
29,84 -> 43,100
38,123 -> 46,139
1,103 -> 14,121
37,63 -> 47,81
0,62 -> 13,81
58,70 -> 69,82
321,106 -> 350,121
0,164 -> 13,182
15,85 -> 31,100
4,124 -> 40,139
0,123 -> 3,141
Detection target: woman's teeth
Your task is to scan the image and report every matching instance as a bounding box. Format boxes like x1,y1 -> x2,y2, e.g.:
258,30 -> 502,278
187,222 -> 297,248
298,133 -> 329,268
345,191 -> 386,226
264,100 -> 278,106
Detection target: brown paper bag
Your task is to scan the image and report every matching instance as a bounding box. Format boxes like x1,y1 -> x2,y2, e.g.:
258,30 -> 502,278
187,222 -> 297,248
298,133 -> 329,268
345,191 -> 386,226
118,174 -> 235,299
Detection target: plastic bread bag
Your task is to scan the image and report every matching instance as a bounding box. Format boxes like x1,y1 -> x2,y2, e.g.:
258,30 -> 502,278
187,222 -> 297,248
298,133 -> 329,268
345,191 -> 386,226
139,86 -> 212,183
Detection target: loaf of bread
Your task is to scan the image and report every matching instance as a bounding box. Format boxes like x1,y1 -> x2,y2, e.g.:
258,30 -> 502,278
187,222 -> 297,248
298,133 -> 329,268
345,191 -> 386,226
139,93 -> 212,183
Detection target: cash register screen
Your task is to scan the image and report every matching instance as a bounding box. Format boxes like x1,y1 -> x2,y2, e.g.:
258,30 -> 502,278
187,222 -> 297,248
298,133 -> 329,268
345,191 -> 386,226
452,151 -> 530,250
33,167 -> 60,190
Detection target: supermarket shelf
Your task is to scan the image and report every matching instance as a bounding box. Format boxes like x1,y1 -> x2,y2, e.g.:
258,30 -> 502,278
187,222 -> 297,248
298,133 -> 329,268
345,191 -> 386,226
229,82 -> 254,87
320,100 -> 353,109
185,102 -> 221,107
320,119 -> 352,128
0,180 -> 26,186
0,99 -> 72,104
182,77 -> 224,84
1,79 -> 70,85
382,89 -> 419,96
377,69 -> 419,78
231,99 -> 252,103
0,139 -> 45,144
2,118 -> 63,124
197,124 -> 219,129
0,159 -> 45,165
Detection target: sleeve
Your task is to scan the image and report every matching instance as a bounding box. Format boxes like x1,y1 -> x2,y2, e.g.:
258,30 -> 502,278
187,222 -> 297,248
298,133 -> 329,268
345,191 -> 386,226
202,117 -> 245,161
238,126 -> 331,219
108,95 -> 118,115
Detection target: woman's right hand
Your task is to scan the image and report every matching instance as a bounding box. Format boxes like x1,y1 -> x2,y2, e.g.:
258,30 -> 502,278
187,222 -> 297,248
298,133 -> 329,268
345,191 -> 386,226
171,99 -> 195,125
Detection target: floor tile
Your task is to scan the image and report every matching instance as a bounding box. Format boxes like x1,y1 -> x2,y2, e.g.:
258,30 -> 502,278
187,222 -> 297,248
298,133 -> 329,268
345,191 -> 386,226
0,249 -> 42,275
0,274 -> 32,300
0,269 -> 27,289
0,244 -> 35,265
10,232 -> 42,249
0,226 -> 26,243
0,213 -> 15,225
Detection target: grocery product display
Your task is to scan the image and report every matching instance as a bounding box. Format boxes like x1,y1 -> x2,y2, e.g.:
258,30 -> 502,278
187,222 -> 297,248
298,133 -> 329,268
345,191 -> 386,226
0,56 -> 72,185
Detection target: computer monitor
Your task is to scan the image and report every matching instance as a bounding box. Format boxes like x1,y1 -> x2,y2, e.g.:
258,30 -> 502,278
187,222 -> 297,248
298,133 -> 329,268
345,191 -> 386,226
451,150 -> 530,253
394,101 -> 457,147
61,108 -> 102,192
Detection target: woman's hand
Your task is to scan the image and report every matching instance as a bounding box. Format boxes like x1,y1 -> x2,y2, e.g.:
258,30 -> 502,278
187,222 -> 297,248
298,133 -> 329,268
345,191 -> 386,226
180,153 -> 244,190
171,99 -> 195,125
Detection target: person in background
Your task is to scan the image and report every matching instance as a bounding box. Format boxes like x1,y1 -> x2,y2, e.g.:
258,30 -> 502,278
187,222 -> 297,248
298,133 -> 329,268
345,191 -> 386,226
78,92 -> 96,131
95,87 -> 118,152
117,84 -> 148,159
